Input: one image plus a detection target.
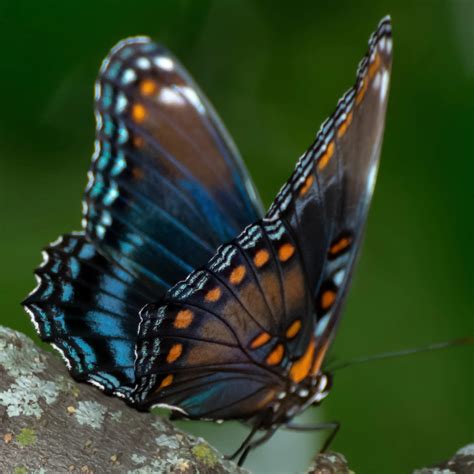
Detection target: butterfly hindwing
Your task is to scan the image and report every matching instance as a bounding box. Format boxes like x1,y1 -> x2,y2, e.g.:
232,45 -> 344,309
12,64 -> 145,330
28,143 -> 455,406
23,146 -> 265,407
84,37 -> 264,291
133,219 -> 312,416
23,232 -> 157,396
133,18 -> 392,419
133,216 -> 326,416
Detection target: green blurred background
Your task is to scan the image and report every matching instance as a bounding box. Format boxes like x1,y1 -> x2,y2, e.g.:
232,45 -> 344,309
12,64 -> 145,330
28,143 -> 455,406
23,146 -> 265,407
1,0 -> 472,472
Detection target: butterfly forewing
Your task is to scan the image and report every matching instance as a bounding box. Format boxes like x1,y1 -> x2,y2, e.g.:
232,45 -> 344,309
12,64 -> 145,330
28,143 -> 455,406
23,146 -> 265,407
84,37 -> 264,291
269,18 -> 392,357
133,18 -> 392,420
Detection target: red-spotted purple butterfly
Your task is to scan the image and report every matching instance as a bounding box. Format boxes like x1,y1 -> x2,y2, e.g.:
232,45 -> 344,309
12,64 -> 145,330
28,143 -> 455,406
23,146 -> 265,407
23,16 -> 392,466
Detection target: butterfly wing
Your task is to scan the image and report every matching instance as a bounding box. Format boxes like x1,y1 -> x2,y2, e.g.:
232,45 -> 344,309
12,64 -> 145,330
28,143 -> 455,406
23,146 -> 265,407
268,18 -> 393,360
84,37 -> 264,292
133,219 -> 315,417
133,17 -> 392,418
23,233 -> 157,397
23,37 -> 263,395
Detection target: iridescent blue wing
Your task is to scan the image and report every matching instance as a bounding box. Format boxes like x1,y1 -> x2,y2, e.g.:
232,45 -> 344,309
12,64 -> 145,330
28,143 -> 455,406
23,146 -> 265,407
133,18 -> 392,418
84,37 -> 264,292
23,37 -> 263,396
23,233 -> 156,397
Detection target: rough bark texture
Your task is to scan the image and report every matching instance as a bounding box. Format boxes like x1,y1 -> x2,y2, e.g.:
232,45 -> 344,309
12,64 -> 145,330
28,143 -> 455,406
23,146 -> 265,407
305,446 -> 474,474
0,325 -> 471,473
305,451 -> 351,473
0,326 -> 244,473
413,445 -> 474,474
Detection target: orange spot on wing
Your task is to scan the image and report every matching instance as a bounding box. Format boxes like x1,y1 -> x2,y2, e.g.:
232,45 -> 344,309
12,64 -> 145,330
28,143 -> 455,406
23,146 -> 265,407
290,337 -> 315,383
278,243 -> 295,262
229,265 -> 246,285
140,79 -> 157,96
286,320 -> 302,339
254,249 -> 270,268
132,167 -> 144,180
159,374 -> 173,389
321,290 -> 337,310
329,236 -> 352,256
311,339 -> 330,376
369,53 -> 381,79
132,103 -> 147,123
317,141 -> 335,171
266,344 -> 284,365
300,174 -> 314,196
166,343 -> 183,363
346,111 -> 353,126
205,287 -> 221,302
251,332 -> 271,349
337,111 -> 353,139
133,135 -> 145,148
356,78 -> 368,105
337,121 -> 348,139
174,309 -> 194,329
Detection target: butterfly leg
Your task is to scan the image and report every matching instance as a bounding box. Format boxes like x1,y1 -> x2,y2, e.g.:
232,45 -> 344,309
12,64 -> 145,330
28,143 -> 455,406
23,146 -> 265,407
225,420 -> 262,462
226,410 -> 273,464
284,421 -> 340,452
236,426 -> 279,466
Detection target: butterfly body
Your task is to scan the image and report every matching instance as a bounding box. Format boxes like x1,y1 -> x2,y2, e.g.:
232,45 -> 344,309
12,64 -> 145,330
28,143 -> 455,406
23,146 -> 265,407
23,16 -> 392,465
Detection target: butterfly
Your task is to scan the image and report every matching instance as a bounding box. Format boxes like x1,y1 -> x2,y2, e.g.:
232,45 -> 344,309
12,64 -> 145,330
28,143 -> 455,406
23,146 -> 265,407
23,16 -> 392,466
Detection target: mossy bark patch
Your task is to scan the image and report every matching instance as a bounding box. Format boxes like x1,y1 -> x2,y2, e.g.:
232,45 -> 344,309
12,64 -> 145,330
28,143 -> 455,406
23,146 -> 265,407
16,428 -> 37,447
13,467 -> 28,474
192,443 -> 219,468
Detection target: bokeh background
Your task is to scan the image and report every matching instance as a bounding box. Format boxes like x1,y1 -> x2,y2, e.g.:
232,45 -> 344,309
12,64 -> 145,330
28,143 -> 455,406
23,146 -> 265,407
1,0 -> 472,472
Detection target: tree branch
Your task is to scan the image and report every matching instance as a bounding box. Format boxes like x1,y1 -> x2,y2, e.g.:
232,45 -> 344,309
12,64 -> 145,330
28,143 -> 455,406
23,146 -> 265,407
0,326 -> 244,473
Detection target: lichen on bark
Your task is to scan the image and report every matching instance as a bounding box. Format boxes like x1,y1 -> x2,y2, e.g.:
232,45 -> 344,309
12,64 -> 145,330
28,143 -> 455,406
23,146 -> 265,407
0,326 -> 245,473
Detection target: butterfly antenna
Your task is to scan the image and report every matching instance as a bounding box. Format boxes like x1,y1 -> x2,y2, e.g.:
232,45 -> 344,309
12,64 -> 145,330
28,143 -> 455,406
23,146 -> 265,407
327,336 -> 473,372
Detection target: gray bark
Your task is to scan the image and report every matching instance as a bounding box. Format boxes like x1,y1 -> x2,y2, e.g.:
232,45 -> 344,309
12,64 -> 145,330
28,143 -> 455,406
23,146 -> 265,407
1,326 -> 471,473
305,451 -> 351,473
0,326 -> 243,473
305,446 -> 474,474
413,445 -> 474,474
